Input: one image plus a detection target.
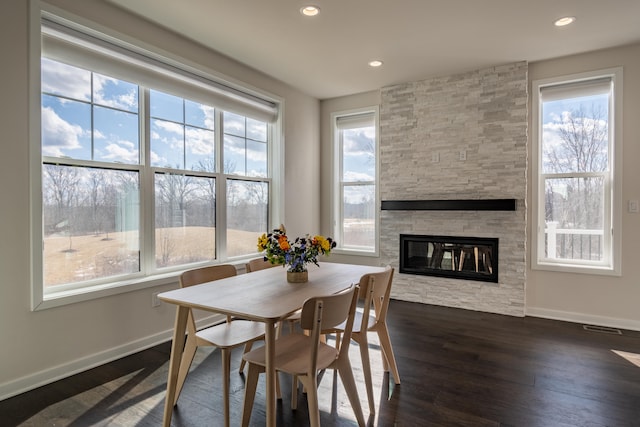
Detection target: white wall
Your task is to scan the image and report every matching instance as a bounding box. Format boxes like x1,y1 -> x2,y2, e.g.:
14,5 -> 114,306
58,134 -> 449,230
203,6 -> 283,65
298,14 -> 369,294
526,43 -> 640,331
0,0 -> 320,399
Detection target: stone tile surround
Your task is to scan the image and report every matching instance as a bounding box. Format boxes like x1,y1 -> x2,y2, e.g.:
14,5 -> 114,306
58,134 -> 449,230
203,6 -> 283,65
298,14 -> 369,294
379,62 -> 528,316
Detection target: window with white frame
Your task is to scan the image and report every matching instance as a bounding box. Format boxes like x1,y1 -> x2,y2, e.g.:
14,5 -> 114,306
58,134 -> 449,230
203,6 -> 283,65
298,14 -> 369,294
532,68 -> 622,275
36,13 -> 279,303
332,109 -> 378,253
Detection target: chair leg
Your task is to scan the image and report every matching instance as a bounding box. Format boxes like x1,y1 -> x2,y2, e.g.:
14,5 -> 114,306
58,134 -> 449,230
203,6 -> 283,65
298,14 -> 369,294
238,341 -> 253,374
356,333 -> 375,414
298,375 -> 320,427
336,358 -> 366,427
376,324 -> 401,384
273,325 -> 282,400
276,371 -> 282,400
173,334 -> 198,406
221,347 -> 231,427
291,374 -> 298,409
241,363 -> 261,427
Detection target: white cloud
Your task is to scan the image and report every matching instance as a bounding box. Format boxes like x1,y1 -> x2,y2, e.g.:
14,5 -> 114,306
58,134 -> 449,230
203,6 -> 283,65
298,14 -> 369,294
41,106 -> 85,156
223,135 -> 245,153
202,105 -> 215,129
101,140 -> 138,163
344,171 -> 374,182
155,120 -> 183,135
186,128 -> 214,155
94,74 -> 138,110
41,59 -> 90,101
150,150 -> 162,165
247,147 -> 266,162
542,126 -> 563,148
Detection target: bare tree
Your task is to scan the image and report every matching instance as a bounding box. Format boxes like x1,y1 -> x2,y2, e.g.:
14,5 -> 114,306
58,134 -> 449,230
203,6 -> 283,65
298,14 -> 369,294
156,171 -> 197,227
86,169 -> 110,238
241,181 -> 268,231
155,170 -> 198,265
194,158 -> 216,198
43,164 -> 81,251
544,105 -> 608,174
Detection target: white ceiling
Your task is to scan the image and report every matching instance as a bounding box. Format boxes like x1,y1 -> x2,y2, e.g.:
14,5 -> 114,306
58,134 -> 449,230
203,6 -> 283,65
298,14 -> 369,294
105,0 -> 640,100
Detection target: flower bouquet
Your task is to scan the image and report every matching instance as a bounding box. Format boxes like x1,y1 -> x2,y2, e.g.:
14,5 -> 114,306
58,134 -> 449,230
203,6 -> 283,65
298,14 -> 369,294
257,225 -> 336,282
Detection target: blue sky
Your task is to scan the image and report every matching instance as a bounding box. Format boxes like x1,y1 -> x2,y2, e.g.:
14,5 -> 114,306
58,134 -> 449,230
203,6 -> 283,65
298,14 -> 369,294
41,58 -> 267,177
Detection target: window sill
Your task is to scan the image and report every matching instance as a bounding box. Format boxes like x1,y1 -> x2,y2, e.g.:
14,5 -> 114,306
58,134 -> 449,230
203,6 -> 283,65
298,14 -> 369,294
34,258 -> 257,311
35,272 -> 181,311
332,248 -> 379,258
532,260 -> 621,277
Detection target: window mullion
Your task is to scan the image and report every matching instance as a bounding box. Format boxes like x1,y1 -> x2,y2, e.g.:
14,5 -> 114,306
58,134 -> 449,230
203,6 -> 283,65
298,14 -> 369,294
341,180 -> 375,186
542,171 -> 606,179
215,110 -> 226,261
141,88 -> 154,275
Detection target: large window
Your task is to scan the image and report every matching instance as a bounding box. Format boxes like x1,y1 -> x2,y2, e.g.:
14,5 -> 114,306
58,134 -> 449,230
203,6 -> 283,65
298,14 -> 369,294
532,69 -> 622,275
34,12 -> 279,305
332,109 -> 378,253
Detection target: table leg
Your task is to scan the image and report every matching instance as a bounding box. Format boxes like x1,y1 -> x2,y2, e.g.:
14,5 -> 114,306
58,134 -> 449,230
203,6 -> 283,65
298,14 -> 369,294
265,319 -> 277,427
162,306 -> 189,427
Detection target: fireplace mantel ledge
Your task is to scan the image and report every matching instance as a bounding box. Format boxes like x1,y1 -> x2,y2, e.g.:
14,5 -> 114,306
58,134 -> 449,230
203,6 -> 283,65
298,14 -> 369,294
380,199 -> 517,211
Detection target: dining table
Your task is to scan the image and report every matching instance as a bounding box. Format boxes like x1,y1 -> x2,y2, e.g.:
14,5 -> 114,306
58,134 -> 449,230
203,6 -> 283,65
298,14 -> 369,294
158,261 -> 385,427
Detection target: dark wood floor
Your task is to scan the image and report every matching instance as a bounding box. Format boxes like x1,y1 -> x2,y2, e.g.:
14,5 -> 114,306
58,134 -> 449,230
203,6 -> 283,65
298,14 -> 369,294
2,300 -> 640,426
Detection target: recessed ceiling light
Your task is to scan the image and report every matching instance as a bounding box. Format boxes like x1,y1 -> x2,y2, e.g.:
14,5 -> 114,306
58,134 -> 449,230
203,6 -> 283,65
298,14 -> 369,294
368,60 -> 383,68
554,16 -> 576,27
300,6 -> 320,17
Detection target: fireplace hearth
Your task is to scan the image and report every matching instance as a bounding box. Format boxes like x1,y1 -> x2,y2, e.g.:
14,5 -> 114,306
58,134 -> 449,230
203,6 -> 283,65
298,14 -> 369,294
400,234 -> 499,283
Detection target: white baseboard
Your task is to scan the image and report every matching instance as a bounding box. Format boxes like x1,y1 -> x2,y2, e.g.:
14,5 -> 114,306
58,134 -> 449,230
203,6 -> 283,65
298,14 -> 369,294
0,314 -> 224,402
526,306 -> 640,332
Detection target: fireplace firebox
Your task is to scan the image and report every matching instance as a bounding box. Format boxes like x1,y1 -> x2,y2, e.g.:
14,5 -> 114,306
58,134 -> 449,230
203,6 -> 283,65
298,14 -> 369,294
400,234 -> 499,282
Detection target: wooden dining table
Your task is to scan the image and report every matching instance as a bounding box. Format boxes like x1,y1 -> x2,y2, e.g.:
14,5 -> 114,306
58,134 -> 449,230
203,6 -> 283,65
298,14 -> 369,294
158,262 -> 385,427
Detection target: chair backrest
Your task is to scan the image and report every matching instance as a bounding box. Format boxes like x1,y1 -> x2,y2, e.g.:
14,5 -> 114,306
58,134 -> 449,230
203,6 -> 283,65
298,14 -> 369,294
180,264 -> 237,288
245,257 -> 278,273
357,266 -> 394,326
180,264 -> 238,325
300,285 -> 359,370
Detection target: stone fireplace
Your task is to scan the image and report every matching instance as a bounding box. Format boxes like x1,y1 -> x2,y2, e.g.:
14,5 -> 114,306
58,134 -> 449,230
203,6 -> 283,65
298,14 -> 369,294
378,62 -> 528,317
400,234 -> 499,283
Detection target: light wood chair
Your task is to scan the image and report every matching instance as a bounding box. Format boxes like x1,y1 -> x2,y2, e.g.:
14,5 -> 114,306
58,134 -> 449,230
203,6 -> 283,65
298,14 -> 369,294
245,257 -> 278,273
173,264 -> 265,427
240,285 -> 366,427
334,265 -> 400,415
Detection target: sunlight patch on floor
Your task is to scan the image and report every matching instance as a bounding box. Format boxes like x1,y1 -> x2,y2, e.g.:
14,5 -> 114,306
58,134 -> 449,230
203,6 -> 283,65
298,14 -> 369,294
22,366 -> 167,426
310,332 -> 386,423
612,349 -> 640,368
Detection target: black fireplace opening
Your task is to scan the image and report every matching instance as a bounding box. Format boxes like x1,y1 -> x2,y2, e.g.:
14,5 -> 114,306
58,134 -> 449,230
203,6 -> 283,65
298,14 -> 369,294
400,234 -> 499,283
